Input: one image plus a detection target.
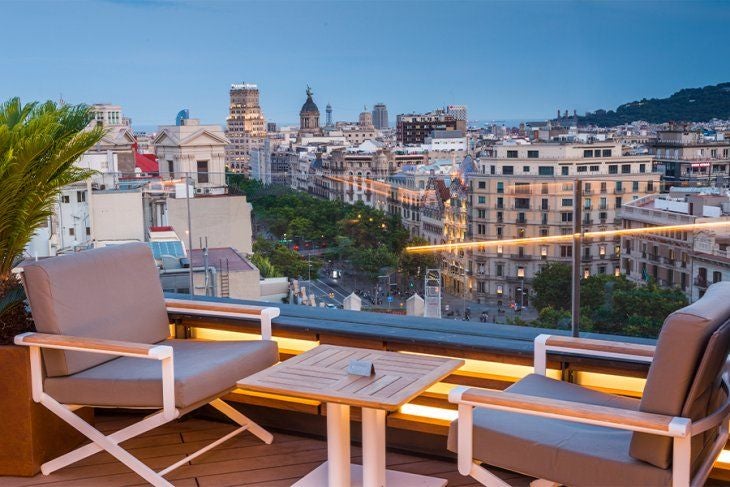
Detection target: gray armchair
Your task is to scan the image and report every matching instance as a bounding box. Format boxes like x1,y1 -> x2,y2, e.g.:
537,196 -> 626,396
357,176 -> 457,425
449,282 -> 730,487
14,243 -> 280,486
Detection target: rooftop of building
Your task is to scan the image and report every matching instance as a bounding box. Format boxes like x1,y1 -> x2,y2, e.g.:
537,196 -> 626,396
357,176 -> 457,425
190,247 -> 254,272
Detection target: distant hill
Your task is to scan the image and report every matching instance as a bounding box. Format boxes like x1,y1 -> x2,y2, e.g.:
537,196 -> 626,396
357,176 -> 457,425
574,82 -> 730,127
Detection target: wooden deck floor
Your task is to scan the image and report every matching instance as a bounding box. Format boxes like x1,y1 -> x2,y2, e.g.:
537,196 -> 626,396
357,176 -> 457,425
3,413 -> 531,487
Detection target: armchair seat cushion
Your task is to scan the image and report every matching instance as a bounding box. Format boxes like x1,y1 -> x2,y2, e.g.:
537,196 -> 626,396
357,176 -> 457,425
448,374 -> 672,486
44,339 -> 278,409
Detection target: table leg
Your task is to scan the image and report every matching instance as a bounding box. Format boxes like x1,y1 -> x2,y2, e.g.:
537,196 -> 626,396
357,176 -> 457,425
327,403 -> 351,486
361,407 -> 386,487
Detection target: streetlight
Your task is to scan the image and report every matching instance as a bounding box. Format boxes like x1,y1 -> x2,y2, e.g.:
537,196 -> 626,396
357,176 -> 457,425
517,266 -> 525,310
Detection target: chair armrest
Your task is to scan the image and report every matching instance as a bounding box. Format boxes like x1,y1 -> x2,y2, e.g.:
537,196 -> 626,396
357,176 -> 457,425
449,386 -> 689,437
533,334 -> 655,374
165,298 -> 279,340
14,332 -> 173,360
16,332 -> 177,418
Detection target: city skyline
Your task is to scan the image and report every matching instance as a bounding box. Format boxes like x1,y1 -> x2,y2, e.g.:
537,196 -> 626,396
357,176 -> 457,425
3,0 -> 729,128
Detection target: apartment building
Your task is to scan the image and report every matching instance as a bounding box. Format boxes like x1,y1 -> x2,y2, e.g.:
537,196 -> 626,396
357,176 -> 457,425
650,129 -> 730,187
396,110 -> 460,145
225,83 -> 267,173
469,142 -> 659,304
328,148 -> 393,211
621,189 -> 730,302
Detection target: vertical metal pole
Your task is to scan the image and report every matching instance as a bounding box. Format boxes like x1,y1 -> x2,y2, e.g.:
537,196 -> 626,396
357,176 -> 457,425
572,179 -> 583,337
185,174 -> 194,296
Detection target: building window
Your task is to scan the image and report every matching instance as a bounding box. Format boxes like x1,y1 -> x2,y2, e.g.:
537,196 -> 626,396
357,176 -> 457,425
639,163 -> 646,173
632,181 -> 639,192
647,181 -> 654,192
497,227 -> 503,238
503,166 -> 514,175
540,246 -> 548,259
497,245 -> 503,256
496,264 -> 504,277
561,212 -> 573,222
603,149 -> 612,157
478,181 -> 486,189
477,209 -> 486,218
538,166 -> 554,176
523,166 -> 530,173
497,197 -> 503,209
562,198 -> 573,207
615,197 -> 622,208
168,160 -> 174,178
713,271 -> 722,283
561,166 -> 569,176
61,195 -> 70,203
478,196 -> 486,204
68,227 -> 75,236
497,182 -> 504,193
608,165 -> 618,174
528,150 -> 539,158
583,150 -> 593,158
621,164 -> 631,174
77,191 -> 86,203
477,224 -> 485,235
496,285 -> 503,295
86,227 -> 91,236
515,198 -> 530,209
507,150 -> 518,158
560,245 -> 572,257
590,165 -> 599,172
577,165 -> 587,173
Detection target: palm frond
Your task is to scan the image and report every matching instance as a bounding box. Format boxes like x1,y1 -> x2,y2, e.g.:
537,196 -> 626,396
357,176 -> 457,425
0,98 -> 103,275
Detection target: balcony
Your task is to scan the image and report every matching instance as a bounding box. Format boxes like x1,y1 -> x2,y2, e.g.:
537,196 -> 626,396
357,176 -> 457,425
515,217 -> 527,224
510,253 -> 532,260
614,188 -> 625,194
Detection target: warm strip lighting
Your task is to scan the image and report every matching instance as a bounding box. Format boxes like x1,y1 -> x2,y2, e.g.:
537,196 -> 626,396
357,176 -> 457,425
405,221 -> 730,253
191,328 -> 318,353
716,449 -> 730,466
400,403 -> 458,422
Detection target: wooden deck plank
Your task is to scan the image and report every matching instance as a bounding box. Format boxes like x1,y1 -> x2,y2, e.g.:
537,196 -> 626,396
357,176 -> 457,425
1,414 -> 528,487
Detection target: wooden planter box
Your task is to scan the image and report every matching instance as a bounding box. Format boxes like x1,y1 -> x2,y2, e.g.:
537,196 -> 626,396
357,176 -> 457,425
0,345 -> 93,476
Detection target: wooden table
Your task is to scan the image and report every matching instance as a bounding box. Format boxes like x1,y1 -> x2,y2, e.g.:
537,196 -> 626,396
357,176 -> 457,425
237,344 -> 464,487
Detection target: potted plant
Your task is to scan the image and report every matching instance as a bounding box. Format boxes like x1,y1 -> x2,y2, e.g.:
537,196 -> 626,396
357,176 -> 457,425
0,97 -> 103,475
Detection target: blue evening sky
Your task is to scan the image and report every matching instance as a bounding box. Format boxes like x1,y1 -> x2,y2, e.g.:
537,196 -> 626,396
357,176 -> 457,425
2,0 -> 729,128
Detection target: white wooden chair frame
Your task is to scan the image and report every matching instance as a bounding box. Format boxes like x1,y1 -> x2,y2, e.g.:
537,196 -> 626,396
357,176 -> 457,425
14,294 -> 280,487
450,333 -> 730,487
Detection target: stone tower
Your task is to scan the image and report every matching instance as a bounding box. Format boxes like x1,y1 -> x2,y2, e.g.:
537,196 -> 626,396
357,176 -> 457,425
299,86 -> 321,133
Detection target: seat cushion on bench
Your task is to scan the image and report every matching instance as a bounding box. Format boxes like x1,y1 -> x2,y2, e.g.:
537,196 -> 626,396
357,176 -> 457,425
448,374 -> 671,486
44,339 -> 279,409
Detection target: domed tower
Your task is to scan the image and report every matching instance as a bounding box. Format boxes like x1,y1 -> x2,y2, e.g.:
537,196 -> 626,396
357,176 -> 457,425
299,86 -> 321,133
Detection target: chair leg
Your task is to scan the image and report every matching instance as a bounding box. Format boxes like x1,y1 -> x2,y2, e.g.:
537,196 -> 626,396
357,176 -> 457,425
39,394 -> 173,486
470,462 -> 513,487
530,479 -> 560,487
209,398 -> 274,444
42,409 -> 170,475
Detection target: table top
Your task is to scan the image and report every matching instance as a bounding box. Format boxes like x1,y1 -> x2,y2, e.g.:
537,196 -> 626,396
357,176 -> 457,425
237,344 -> 464,411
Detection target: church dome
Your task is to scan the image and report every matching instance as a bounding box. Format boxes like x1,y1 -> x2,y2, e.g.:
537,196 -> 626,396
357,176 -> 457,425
300,87 -> 319,115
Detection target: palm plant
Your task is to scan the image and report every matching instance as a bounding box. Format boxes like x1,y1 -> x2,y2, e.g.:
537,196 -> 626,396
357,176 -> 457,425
0,98 -> 104,343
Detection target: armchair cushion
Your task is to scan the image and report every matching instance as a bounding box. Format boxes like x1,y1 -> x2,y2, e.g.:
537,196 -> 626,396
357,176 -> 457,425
630,282 -> 730,469
22,243 -> 170,377
44,339 -> 278,409
447,374 -> 672,486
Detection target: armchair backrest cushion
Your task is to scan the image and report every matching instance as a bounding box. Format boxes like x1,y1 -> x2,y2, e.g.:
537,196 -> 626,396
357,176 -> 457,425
22,243 -> 170,377
684,320 -> 730,471
629,282 -> 730,469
